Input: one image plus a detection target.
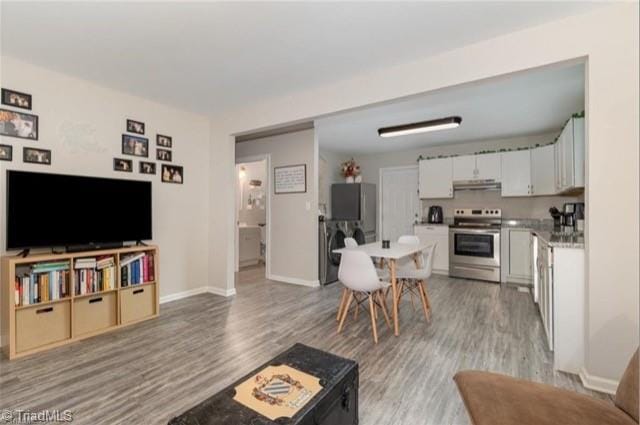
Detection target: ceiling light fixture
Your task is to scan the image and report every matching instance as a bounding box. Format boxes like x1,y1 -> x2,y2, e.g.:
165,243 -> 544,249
378,116 -> 462,138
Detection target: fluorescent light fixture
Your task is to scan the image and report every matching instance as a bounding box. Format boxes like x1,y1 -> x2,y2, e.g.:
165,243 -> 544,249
378,116 -> 462,138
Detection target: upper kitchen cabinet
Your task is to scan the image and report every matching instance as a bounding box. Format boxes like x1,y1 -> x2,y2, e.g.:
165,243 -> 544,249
453,153 -> 501,182
555,116 -> 585,194
501,150 -> 532,197
419,158 -> 453,199
531,144 -> 556,196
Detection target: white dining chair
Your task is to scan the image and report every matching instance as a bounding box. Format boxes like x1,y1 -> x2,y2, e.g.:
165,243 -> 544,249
396,235 -> 436,321
337,250 -> 392,343
343,237 -> 358,248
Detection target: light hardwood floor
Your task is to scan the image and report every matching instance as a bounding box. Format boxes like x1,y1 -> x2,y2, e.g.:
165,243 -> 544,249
0,265 -> 607,424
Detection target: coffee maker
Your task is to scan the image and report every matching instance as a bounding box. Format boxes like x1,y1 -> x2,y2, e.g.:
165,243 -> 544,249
427,206 -> 443,224
562,202 -> 585,233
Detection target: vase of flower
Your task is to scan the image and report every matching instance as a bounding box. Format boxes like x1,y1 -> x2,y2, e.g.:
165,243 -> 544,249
345,176 -> 355,183
341,158 -> 361,184
355,175 -> 362,183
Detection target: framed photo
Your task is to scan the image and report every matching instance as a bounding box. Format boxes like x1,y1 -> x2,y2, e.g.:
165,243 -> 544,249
0,144 -> 12,161
126,119 -> 145,135
161,164 -> 184,184
113,158 -> 133,172
122,134 -> 149,157
1,88 -> 32,110
139,161 -> 156,175
156,134 -> 172,148
23,147 -> 51,165
274,164 -> 306,194
0,108 -> 38,140
157,148 -> 172,162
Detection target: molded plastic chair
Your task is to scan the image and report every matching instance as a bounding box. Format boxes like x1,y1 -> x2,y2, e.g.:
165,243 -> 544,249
343,237 -> 358,248
337,250 -> 392,343
395,235 -> 436,321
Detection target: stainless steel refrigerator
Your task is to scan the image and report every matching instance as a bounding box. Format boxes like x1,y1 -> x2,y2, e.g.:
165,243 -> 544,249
330,183 -> 377,243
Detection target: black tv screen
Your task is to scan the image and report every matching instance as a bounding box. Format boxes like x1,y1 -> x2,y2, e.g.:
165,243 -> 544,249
7,170 -> 152,249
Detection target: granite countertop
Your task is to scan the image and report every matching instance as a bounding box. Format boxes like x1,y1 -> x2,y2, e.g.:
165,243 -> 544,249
531,230 -> 585,249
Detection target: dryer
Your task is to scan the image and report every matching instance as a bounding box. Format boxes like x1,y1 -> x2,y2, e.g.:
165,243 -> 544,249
319,218 -> 344,285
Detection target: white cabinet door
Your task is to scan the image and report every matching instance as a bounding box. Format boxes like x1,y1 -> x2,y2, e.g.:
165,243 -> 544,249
561,119 -> 575,189
475,153 -> 501,181
508,229 -> 532,279
419,158 -> 453,199
572,117 -> 585,188
554,117 -> 585,194
414,225 -> 449,273
501,151 -> 531,197
452,155 -> 476,181
531,145 -> 556,196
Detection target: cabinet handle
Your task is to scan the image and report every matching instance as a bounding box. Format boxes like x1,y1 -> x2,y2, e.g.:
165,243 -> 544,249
36,307 -> 54,314
89,297 -> 103,304
133,289 -> 144,295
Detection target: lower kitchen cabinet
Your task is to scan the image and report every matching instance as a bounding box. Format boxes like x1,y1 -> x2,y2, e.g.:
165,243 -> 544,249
501,228 -> 533,284
414,224 -> 449,274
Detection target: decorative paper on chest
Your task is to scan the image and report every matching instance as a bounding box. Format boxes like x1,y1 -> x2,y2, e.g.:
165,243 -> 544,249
274,164 -> 306,194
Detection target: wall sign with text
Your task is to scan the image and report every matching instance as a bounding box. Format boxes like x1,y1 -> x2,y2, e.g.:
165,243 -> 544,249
274,164 -> 307,194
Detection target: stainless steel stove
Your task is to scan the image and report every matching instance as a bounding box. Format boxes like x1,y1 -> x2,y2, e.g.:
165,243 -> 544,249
449,208 -> 502,283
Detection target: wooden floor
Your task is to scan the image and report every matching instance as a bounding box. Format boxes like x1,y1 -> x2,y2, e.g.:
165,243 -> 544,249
0,265 -> 607,424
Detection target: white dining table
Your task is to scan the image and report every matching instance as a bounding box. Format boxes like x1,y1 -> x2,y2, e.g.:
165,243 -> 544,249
333,241 -> 433,336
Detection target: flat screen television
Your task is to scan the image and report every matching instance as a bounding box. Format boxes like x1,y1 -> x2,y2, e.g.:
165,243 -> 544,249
6,170 -> 152,249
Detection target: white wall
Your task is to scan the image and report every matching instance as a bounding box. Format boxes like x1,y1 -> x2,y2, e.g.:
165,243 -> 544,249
0,56 -> 212,318
318,149 -> 350,218
235,130 -> 318,286
209,4 -> 639,385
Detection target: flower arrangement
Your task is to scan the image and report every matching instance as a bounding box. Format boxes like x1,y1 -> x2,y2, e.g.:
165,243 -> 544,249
341,158 -> 361,178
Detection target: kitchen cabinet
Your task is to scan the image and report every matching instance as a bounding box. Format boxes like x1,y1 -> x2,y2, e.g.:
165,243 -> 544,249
501,151 -> 532,197
238,226 -> 261,267
531,144 -> 556,196
418,158 -> 453,199
508,229 -> 532,281
453,153 -> 501,182
414,224 -> 449,274
555,117 -> 585,193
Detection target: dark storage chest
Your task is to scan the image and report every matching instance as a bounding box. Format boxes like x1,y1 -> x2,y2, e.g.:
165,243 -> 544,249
168,343 -> 358,425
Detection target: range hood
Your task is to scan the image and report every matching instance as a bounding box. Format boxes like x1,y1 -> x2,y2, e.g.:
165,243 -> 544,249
453,179 -> 502,191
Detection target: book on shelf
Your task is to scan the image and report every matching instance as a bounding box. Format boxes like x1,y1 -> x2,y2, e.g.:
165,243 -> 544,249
74,258 -> 97,269
120,252 -> 154,287
14,268 -> 70,307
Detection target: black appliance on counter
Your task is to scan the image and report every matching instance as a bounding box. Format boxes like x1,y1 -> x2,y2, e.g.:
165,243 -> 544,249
168,343 -> 358,425
563,202 -> 585,233
427,206 -> 443,224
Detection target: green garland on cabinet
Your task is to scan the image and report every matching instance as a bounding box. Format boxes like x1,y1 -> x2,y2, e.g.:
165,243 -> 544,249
417,110 -> 585,161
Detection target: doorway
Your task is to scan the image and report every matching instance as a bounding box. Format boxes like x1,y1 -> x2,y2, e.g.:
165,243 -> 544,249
235,155 -> 270,280
379,165 -> 420,242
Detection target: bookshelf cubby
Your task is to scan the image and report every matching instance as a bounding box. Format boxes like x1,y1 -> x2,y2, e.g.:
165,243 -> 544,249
1,245 -> 159,360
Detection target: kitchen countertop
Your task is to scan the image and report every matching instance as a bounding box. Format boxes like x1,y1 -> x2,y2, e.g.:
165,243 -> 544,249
532,230 -> 585,249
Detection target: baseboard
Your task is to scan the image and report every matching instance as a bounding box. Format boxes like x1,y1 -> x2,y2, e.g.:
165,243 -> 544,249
208,286 -> 236,297
579,367 -> 619,395
268,274 -> 320,288
159,286 -> 211,304
160,286 -> 236,304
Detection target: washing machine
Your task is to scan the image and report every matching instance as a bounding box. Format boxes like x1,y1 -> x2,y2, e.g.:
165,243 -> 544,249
319,218 -> 345,285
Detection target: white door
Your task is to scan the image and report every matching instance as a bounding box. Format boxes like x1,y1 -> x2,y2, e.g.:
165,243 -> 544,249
381,166 -> 420,241
501,150 -> 531,197
419,158 -> 453,199
531,145 -> 556,196
452,155 -> 476,181
475,153 -> 502,181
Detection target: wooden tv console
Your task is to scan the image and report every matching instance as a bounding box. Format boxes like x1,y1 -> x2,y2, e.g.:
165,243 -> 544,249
1,245 -> 159,360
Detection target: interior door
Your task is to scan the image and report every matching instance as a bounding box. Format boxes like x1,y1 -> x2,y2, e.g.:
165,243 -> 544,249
381,167 -> 419,242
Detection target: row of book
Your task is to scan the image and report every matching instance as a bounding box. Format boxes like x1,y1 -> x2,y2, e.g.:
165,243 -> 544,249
120,252 -> 155,286
74,256 -> 116,295
14,261 -> 70,306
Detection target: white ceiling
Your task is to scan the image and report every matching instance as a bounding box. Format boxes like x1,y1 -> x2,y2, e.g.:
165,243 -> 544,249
1,2 -> 600,115
316,62 -> 585,154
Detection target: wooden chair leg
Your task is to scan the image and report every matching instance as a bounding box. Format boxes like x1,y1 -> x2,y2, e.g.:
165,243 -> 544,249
336,288 -> 347,322
377,291 -> 392,330
353,294 -> 359,321
368,294 -> 378,344
338,291 -> 353,333
423,280 -> 432,310
416,281 -> 430,321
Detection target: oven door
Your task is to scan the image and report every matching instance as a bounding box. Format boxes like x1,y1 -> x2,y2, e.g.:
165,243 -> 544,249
449,228 -> 500,268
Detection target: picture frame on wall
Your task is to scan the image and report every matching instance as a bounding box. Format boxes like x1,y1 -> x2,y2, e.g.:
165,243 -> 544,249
113,157 -> 133,172
0,108 -> 38,140
126,119 -> 145,135
274,164 -> 307,194
1,88 -> 32,110
156,134 -> 172,148
139,161 -> 156,175
161,164 -> 183,184
157,148 -> 172,162
0,144 -> 12,161
122,134 -> 149,157
23,147 -> 51,165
